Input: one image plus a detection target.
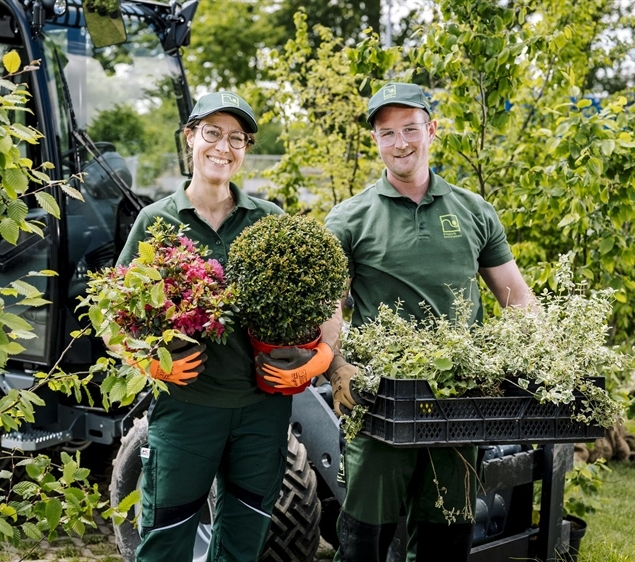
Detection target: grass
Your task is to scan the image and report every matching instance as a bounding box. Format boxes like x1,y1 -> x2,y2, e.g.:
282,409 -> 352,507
578,460 -> 635,562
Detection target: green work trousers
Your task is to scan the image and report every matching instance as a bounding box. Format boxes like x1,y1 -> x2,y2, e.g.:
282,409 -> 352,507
335,433 -> 477,561
136,392 -> 292,562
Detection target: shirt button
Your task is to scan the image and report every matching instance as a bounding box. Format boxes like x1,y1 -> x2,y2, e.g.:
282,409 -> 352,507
219,257 -> 225,263
216,241 -> 222,245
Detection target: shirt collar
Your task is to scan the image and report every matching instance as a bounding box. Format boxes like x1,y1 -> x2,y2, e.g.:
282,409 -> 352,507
175,180 -> 257,212
375,168 -> 452,199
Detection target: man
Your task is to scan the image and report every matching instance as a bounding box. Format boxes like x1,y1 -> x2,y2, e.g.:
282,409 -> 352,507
323,82 -> 534,562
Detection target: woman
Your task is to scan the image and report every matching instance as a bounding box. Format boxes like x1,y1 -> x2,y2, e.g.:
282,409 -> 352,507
116,92 -> 290,562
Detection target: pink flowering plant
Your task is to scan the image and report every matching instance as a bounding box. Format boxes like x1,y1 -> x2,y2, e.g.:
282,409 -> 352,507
78,217 -> 237,404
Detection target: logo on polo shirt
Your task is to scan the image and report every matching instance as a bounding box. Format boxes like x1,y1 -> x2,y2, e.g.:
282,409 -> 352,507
221,93 -> 240,107
440,214 -> 462,238
383,84 -> 397,100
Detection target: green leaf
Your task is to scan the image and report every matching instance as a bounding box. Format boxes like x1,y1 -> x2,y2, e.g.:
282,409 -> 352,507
10,123 -> 40,144
599,236 -> 614,255
149,282 -> 165,307
88,305 -> 104,329
0,516 -> 13,538
0,341 -> 26,354
60,183 -> 84,201
587,157 -> 603,176
2,50 -> 20,73
600,139 -> 615,157
2,168 -> 28,197
117,489 -> 142,512
126,373 -> 148,396
27,269 -> 58,277
0,312 -> 33,331
434,357 -> 453,371
0,133 -> 12,154
137,241 -> 155,263
0,218 -> 19,244
10,279 -> 41,297
6,198 -> 28,224
31,170 -> 50,184
45,498 -> 62,531
157,346 -> 172,373
34,192 -> 60,218
16,297 -> 51,307
21,521 -> 42,540
12,480 -> 38,497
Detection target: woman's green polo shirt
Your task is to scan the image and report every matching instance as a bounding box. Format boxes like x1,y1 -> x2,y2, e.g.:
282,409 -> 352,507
117,181 -> 283,408
325,170 -> 513,328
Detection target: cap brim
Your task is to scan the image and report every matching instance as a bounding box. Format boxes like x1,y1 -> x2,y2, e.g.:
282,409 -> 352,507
367,101 -> 431,124
189,107 -> 258,133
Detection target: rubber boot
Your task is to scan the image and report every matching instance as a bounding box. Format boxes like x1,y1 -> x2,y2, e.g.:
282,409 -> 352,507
338,511 -> 397,562
416,522 -> 474,562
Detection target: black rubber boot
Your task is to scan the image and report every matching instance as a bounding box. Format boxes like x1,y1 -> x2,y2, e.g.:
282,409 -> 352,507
416,522 -> 474,562
339,511 -> 397,562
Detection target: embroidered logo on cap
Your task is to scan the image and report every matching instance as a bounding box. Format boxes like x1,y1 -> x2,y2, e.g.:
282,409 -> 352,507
383,83 -> 397,100
221,93 -> 240,107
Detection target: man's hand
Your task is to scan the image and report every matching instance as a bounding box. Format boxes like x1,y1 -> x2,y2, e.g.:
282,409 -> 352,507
331,363 -> 359,417
258,342 -> 333,388
326,350 -> 368,417
146,343 -> 207,386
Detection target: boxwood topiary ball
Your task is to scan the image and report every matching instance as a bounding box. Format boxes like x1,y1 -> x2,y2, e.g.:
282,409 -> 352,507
227,214 -> 349,346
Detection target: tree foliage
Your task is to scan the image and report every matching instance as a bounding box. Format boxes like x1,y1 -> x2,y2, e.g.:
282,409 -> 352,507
256,11 -> 384,216
184,0 -> 283,90
329,0 -> 635,342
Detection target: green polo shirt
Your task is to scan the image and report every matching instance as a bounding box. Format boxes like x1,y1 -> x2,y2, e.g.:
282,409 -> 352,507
117,181 -> 283,408
325,170 -> 513,327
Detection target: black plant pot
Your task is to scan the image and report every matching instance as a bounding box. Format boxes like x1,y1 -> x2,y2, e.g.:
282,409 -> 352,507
563,515 -> 587,562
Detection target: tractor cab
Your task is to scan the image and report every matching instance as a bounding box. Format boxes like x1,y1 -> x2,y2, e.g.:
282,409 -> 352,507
0,0 -> 195,450
0,0 -> 195,372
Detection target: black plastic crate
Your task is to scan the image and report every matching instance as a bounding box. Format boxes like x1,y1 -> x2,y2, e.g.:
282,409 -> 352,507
360,377 -> 606,447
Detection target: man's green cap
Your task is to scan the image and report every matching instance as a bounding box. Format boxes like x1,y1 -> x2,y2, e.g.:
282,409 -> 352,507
188,91 -> 258,133
367,82 -> 431,125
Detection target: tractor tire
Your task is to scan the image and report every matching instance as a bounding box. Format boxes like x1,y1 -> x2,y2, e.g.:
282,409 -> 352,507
110,416 -> 321,562
260,430 -> 321,562
109,415 -> 146,562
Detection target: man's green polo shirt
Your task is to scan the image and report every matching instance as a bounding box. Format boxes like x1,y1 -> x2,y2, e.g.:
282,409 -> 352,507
325,170 -> 513,327
117,181 -> 283,408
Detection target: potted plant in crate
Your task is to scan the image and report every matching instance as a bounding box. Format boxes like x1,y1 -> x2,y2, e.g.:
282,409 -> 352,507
226,213 -> 348,395
339,254 -> 624,442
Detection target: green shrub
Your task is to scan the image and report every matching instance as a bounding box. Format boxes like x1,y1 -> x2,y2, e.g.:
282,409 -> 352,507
227,214 -> 348,345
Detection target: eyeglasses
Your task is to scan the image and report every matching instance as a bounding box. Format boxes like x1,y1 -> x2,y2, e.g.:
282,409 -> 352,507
195,124 -> 254,150
375,123 -> 430,147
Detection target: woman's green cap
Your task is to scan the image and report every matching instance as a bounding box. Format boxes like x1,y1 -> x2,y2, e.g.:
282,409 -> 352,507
188,91 -> 258,133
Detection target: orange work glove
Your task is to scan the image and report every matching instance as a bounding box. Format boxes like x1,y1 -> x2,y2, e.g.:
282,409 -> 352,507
146,343 -> 207,386
259,342 -> 333,389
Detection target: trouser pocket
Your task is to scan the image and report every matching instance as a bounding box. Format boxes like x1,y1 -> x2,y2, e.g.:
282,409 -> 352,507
140,445 -> 157,532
